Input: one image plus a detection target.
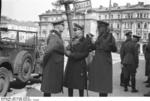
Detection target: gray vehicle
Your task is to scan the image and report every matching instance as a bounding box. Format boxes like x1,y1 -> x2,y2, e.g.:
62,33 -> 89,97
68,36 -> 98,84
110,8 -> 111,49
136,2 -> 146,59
0,28 -> 41,96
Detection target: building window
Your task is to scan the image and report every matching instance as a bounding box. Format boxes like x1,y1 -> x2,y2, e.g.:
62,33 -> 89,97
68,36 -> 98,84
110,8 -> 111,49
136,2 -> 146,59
118,15 -> 120,19
140,13 -> 143,18
144,23 -> 148,29
129,23 -> 132,29
44,17 -> 48,21
144,14 -> 147,18
137,13 -> 139,18
137,23 -> 141,29
130,13 -> 133,18
124,22 -> 127,29
110,24 -> 113,28
105,15 -> 107,19
127,13 -> 130,18
51,17 -> 54,21
117,24 -> 120,29
143,33 -> 147,40
111,15 -> 113,19
99,16 -> 101,20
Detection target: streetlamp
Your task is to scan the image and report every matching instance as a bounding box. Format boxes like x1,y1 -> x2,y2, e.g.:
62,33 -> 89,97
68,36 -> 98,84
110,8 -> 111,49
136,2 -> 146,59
60,0 -> 75,42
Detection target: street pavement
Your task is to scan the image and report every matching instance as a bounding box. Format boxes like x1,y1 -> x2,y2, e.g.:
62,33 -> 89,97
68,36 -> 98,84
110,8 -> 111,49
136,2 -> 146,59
6,53 -> 150,97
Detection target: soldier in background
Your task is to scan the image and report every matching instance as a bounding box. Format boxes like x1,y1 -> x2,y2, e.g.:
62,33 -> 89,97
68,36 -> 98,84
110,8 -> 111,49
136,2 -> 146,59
40,20 -> 65,97
120,31 -> 132,87
144,33 -> 150,87
143,43 -> 149,83
122,35 -> 140,92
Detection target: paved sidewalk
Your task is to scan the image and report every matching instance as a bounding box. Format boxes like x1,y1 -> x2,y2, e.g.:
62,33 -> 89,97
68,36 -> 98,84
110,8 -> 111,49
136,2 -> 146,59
10,53 -> 149,97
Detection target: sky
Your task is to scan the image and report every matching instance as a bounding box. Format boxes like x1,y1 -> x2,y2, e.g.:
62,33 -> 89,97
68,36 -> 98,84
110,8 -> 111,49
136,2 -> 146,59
1,0 -> 150,21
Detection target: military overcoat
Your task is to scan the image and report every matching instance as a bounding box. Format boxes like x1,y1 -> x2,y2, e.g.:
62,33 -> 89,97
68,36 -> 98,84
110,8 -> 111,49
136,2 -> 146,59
41,30 -> 64,93
64,38 -> 90,90
88,33 -> 117,93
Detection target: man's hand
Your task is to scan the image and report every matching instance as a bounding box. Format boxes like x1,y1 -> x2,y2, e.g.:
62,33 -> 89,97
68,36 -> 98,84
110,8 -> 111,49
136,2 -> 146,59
64,49 -> 71,56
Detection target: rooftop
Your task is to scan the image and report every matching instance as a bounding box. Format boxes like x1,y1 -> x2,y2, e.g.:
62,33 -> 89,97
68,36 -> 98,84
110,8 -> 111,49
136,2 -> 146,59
1,16 -> 38,27
93,2 -> 150,12
39,2 -> 150,16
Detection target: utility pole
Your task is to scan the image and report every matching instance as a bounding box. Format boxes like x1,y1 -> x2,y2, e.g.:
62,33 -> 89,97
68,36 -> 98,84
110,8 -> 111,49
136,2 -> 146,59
60,0 -> 75,42
109,0 -> 112,23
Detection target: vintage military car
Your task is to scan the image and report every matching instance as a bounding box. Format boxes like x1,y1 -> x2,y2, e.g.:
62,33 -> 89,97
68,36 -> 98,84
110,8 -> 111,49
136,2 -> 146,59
0,28 -> 41,96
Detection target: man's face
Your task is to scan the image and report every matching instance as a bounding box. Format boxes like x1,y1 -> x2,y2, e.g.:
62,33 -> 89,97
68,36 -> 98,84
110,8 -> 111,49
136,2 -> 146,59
98,25 -> 107,35
133,37 -> 139,42
58,24 -> 64,33
127,34 -> 132,39
55,24 -> 64,33
75,29 -> 83,39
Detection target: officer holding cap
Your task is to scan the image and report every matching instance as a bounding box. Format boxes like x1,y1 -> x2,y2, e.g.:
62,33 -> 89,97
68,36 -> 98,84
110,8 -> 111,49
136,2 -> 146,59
122,34 -> 141,92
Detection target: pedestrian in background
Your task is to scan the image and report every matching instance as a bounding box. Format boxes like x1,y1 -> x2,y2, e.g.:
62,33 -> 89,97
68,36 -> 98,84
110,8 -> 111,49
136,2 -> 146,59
143,43 -> 149,83
40,20 -> 65,97
122,34 -> 140,92
88,21 -> 117,97
64,23 -> 91,97
120,31 -> 132,87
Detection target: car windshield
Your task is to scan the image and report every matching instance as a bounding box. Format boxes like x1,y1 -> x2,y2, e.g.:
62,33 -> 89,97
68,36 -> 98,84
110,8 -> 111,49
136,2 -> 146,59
0,30 -> 37,44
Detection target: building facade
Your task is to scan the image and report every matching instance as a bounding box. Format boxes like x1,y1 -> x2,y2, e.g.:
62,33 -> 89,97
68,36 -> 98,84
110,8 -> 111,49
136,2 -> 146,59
39,2 -> 150,53
94,2 -> 150,53
38,9 -> 98,41
94,2 -> 150,42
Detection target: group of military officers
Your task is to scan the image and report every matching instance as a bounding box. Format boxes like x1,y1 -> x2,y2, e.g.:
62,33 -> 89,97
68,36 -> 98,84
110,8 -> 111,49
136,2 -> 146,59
120,31 -> 150,96
39,18 -> 150,97
40,19 -> 117,97
120,31 -> 140,93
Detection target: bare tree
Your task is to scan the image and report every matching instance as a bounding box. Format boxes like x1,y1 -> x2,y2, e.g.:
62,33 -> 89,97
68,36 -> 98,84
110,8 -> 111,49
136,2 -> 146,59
51,0 -> 62,10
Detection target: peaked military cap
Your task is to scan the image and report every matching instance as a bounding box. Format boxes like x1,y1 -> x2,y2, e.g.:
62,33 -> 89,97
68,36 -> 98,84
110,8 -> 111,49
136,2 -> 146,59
97,21 -> 109,27
87,33 -> 94,37
125,31 -> 132,36
73,23 -> 84,30
52,19 -> 64,26
133,35 -> 141,39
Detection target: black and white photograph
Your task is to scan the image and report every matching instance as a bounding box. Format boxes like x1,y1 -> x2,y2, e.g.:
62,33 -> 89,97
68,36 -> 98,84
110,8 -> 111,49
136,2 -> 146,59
0,0 -> 150,99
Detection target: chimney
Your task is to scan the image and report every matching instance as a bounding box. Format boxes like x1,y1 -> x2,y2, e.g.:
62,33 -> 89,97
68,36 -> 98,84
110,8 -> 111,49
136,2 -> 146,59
113,3 -> 118,7
138,2 -> 144,6
126,3 -> 131,7
99,5 -> 103,9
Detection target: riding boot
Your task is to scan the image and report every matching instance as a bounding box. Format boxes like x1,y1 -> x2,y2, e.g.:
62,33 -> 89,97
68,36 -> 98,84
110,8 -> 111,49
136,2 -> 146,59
131,76 -> 138,93
79,89 -> 84,97
44,93 -> 51,97
68,88 -> 73,97
99,93 -> 108,97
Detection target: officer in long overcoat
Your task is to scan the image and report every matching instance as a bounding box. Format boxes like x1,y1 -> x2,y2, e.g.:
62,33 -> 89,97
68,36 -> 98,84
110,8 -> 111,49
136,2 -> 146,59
41,20 -> 65,96
120,31 -> 132,86
88,21 -> 117,96
122,35 -> 140,92
64,23 -> 91,97
144,33 -> 150,87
